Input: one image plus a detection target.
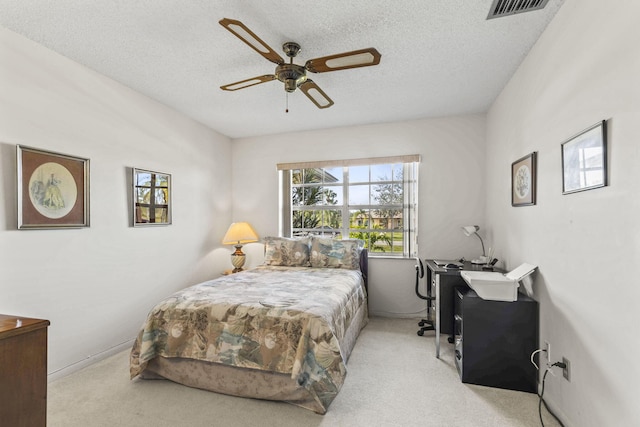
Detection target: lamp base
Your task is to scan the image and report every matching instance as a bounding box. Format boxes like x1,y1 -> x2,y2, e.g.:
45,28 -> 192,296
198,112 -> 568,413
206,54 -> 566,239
230,245 -> 246,272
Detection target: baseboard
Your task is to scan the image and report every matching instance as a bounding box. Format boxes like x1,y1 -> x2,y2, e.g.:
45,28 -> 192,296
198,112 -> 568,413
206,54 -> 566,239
369,309 -> 428,318
47,339 -> 135,382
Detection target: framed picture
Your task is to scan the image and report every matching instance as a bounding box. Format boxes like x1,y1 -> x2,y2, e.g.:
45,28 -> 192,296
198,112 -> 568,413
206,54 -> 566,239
17,145 -> 90,229
133,168 -> 171,226
511,152 -> 537,207
561,120 -> 607,194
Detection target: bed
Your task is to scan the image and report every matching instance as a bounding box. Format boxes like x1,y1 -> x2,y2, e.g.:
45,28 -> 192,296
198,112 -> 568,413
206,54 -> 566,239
129,236 -> 368,414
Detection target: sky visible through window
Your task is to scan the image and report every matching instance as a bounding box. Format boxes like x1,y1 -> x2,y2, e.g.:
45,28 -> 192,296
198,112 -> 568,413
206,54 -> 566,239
319,164 -> 400,205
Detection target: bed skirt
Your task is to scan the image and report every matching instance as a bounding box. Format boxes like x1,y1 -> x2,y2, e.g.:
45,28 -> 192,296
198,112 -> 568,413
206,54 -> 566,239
137,300 -> 368,414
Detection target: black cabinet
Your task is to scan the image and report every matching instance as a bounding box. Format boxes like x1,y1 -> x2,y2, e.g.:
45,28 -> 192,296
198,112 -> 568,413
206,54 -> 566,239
425,260 -> 499,335
454,288 -> 538,393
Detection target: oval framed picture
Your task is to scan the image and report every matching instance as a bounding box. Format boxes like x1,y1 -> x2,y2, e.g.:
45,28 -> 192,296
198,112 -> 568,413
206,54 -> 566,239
511,152 -> 537,207
17,145 -> 90,229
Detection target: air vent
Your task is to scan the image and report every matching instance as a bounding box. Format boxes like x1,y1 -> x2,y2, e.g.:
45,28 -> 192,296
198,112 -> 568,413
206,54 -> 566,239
487,0 -> 550,19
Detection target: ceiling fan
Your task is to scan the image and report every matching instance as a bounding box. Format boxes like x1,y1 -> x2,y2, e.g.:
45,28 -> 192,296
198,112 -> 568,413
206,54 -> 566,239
219,18 -> 381,110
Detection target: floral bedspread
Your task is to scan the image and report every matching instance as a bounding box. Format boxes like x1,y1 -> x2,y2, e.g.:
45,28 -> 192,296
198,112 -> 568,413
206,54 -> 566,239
130,265 -> 367,410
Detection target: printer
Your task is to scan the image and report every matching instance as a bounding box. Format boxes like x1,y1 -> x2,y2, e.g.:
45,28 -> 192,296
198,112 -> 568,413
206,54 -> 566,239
460,263 -> 537,302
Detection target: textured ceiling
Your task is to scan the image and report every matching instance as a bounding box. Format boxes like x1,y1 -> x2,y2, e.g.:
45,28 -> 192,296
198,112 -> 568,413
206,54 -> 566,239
0,0 -> 564,139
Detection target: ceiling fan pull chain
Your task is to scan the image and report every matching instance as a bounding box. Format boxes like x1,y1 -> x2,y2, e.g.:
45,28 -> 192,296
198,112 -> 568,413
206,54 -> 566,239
286,92 -> 289,113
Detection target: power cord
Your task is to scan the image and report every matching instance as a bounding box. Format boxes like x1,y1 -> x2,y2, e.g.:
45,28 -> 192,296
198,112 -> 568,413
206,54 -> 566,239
538,361 -> 567,427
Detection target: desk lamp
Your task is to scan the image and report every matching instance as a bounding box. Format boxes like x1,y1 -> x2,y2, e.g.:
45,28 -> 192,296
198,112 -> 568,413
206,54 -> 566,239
462,225 -> 486,258
222,222 -> 259,272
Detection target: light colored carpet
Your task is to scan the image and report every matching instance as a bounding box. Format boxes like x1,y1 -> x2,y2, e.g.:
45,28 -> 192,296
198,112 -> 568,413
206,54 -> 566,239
48,317 -> 561,427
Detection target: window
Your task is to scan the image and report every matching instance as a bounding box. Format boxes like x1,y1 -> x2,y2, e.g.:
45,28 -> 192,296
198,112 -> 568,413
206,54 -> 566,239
278,155 -> 420,257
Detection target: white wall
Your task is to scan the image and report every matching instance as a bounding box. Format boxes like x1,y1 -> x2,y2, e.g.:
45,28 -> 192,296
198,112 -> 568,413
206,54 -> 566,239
231,116 -> 487,317
0,28 -> 233,376
486,0 -> 640,425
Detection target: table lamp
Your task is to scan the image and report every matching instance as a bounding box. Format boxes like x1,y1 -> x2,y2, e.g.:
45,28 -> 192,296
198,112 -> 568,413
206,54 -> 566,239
461,225 -> 486,258
222,222 -> 259,272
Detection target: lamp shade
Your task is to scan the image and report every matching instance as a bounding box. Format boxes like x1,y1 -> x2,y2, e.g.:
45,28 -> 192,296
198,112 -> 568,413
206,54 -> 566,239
462,225 -> 480,237
461,225 -> 486,257
222,222 -> 259,245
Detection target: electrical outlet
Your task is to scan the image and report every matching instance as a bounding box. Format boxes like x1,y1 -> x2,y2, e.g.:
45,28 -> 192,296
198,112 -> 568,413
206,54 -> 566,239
562,357 -> 570,381
544,341 -> 551,364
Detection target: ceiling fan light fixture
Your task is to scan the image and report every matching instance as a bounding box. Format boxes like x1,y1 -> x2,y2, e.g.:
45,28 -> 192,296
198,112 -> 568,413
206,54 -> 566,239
275,63 -> 307,92
284,78 -> 297,92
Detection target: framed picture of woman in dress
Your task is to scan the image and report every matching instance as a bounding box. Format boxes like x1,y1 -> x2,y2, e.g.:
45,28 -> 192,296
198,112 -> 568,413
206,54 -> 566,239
17,145 -> 90,229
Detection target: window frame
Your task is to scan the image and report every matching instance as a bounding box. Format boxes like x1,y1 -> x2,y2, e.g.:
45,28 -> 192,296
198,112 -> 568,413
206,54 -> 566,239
279,155 -> 420,258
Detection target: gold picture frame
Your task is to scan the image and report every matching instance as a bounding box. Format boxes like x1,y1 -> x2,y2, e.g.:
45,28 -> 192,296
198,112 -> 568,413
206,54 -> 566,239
132,168 -> 172,226
511,151 -> 537,207
17,145 -> 90,229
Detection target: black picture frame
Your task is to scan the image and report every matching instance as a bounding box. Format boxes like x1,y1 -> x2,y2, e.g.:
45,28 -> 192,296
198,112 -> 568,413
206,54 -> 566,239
561,120 -> 607,194
511,151 -> 537,207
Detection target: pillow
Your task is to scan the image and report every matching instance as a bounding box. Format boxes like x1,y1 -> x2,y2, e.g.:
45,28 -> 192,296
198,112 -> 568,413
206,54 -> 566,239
309,236 -> 364,269
263,236 -> 311,267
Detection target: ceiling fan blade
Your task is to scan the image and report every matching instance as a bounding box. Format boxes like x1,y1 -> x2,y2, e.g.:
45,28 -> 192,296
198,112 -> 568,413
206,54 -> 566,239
305,48 -> 381,73
220,75 -> 276,91
219,18 -> 284,65
299,80 -> 334,109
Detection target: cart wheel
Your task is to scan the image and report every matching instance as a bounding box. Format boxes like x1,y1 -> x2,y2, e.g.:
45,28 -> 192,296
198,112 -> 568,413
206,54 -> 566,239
417,330 -> 424,336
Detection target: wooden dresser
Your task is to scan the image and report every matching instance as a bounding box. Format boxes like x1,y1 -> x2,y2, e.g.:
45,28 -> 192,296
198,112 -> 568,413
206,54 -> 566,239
0,314 -> 50,427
